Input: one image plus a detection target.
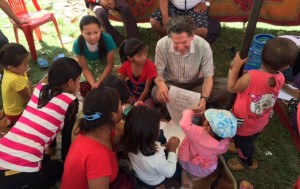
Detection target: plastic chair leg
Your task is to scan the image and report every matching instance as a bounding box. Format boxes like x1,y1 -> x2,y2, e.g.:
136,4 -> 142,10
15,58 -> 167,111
13,26 -> 19,43
23,29 -> 37,61
34,27 -> 42,41
51,15 -> 64,48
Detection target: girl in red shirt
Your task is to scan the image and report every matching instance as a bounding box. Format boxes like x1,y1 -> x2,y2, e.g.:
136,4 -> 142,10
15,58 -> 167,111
118,38 -> 157,107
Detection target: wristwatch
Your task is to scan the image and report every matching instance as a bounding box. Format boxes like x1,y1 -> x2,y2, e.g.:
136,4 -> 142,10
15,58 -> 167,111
205,1 -> 210,7
201,96 -> 209,103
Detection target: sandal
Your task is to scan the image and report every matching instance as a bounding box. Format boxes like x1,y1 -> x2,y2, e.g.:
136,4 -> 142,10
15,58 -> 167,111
53,53 -> 64,62
37,58 -> 49,69
227,157 -> 258,171
228,141 -> 238,153
240,180 -> 254,189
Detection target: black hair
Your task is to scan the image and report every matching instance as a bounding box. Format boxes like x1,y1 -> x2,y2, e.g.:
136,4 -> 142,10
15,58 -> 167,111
78,15 -> 107,62
120,106 -> 160,156
211,130 -> 223,141
38,57 -> 82,108
262,37 -> 298,71
119,38 -> 146,62
0,43 -> 29,67
101,75 -> 130,103
78,86 -> 120,132
292,50 -> 300,76
166,16 -> 195,37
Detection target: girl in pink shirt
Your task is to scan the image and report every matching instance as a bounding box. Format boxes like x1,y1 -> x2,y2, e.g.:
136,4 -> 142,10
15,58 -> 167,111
227,37 -> 298,171
179,109 -> 237,189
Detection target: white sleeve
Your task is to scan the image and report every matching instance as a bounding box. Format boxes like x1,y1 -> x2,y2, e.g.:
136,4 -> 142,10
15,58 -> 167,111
154,147 -> 178,178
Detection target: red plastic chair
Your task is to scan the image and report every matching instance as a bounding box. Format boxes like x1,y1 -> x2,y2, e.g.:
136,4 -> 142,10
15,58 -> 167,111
7,0 -> 64,61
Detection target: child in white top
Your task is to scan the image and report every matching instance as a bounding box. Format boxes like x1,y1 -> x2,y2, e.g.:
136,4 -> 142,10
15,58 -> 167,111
120,106 -> 180,189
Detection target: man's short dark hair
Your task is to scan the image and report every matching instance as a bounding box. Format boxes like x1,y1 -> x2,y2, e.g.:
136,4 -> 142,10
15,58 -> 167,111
166,16 -> 195,37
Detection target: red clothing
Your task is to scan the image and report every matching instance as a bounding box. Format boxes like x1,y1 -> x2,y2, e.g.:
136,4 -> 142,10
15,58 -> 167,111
61,134 -> 118,189
5,114 -> 21,125
118,59 -> 157,97
297,103 -> 300,136
232,70 -> 284,136
293,175 -> 300,189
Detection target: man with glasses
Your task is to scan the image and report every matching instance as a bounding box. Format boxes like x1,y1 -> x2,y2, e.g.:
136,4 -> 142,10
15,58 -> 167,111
151,16 -> 227,115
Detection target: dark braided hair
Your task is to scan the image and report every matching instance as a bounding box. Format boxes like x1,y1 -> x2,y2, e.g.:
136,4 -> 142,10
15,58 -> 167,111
38,57 -> 82,108
78,86 -> 120,132
78,15 -> 107,62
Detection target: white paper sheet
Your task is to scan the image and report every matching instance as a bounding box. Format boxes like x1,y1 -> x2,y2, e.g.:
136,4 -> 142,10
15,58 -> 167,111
166,85 -> 201,124
278,84 -> 297,101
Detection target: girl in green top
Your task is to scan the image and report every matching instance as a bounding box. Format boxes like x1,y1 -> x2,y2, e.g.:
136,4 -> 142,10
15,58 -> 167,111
73,15 -> 116,96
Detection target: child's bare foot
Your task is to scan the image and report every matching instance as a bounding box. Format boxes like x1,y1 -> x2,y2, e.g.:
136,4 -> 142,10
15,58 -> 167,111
181,170 -> 193,188
155,184 -> 166,189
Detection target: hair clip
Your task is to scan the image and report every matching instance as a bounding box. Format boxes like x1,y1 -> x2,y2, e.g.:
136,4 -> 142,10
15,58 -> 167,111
83,112 -> 102,121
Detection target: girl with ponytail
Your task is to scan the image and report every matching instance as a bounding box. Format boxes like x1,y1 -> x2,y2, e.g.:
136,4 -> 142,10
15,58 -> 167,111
62,86 -> 123,189
0,57 -> 82,189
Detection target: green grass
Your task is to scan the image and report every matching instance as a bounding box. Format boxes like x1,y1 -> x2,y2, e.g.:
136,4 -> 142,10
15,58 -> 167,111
0,2 -> 299,188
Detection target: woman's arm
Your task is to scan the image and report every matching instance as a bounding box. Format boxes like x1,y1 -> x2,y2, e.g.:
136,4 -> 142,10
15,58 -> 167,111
77,55 -> 96,87
159,0 -> 169,26
138,78 -> 153,102
0,0 -> 28,24
94,50 -> 115,88
88,176 -> 110,189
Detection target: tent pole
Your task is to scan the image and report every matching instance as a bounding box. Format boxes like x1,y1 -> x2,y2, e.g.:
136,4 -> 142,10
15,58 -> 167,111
226,0 -> 264,110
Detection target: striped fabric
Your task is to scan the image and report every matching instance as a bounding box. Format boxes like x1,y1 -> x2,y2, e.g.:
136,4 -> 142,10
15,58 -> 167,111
155,35 -> 214,84
0,84 -> 76,172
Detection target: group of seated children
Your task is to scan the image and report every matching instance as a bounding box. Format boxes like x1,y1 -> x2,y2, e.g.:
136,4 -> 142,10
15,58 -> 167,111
0,14 -> 299,189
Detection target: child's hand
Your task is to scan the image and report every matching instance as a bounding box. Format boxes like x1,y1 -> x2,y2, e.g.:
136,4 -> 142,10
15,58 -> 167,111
165,136 -> 180,152
232,52 -> 248,68
92,82 -> 100,89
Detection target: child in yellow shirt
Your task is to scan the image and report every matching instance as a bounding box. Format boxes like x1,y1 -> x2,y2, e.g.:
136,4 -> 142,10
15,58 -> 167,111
0,43 -> 31,125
